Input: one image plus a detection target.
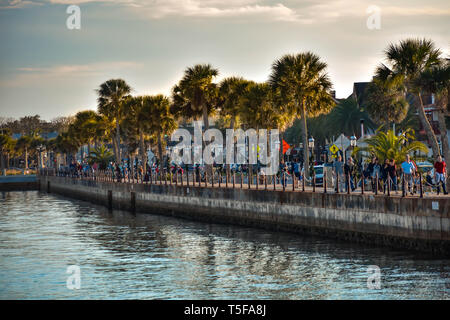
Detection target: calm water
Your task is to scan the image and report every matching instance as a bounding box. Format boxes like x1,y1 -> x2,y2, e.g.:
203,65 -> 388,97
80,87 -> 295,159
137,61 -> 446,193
0,191 -> 448,300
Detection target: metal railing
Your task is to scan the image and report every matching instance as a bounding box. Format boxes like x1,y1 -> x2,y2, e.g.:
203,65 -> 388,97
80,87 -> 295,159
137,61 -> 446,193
38,167 -> 447,198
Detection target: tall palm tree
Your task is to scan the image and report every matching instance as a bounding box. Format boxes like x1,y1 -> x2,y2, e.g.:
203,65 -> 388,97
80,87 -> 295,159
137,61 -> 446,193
171,64 -> 219,132
269,52 -> 335,178
376,38 -> 443,157
145,95 -> 177,172
97,79 -> 132,164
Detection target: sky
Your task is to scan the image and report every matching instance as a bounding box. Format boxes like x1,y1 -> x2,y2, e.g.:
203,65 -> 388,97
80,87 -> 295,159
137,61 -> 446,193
0,0 -> 449,120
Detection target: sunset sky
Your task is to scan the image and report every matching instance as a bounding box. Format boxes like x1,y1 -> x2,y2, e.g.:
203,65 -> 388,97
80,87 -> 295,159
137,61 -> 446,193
0,0 -> 449,120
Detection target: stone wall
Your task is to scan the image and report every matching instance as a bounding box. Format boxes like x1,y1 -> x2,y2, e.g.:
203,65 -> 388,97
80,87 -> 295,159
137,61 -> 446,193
39,176 -> 450,256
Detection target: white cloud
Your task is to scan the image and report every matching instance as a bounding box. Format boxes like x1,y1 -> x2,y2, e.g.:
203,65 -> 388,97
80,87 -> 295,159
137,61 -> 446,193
1,61 -> 141,87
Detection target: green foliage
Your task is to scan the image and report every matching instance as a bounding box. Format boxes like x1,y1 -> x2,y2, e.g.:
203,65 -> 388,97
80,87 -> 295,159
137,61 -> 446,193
87,145 -> 113,170
356,128 -> 428,164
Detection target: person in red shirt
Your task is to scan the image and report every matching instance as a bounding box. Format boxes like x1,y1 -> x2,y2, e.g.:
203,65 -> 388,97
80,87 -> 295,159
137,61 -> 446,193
434,155 -> 447,195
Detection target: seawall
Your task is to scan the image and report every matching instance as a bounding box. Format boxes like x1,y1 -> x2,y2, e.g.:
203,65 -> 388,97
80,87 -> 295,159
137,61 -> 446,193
0,175 -> 39,191
39,176 -> 450,256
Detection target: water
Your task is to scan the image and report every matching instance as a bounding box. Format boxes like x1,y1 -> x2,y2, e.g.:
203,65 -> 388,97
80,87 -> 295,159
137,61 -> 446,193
0,191 -> 448,300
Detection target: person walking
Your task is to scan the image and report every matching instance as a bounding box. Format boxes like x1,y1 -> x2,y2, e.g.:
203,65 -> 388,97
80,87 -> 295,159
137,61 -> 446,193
387,159 -> 398,193
401,155 -> 415,195
344,157 -> 356,192
333,155 -> 344,192
434,155 -> 448,195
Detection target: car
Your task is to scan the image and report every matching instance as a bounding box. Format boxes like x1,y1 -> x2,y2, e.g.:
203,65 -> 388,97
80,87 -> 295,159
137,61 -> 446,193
313,165 -> 325,186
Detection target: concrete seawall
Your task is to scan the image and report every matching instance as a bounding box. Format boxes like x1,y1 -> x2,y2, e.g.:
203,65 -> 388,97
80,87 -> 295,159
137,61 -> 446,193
0,175 -> 39,191
39,176 -> 450,256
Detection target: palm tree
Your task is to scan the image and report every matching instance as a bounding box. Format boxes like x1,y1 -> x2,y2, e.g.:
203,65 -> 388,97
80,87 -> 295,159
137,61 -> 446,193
54,131 -> 81,165
15,135 -> 33,169
415,61 -> 450,162
171,64 -> 219,132
122,96 -> 152,172
88,145 -> 114,170
327,96 -> 375,137
376,38 -> 443,157
97,79 -> 132,164
269,52 -> 335,178
218,77 -> 252,129
145,95 -> 177,172
0,134 -> 15,170
365,78 -> 409,129
72,110 -> 102,157
357,128 -> 428,165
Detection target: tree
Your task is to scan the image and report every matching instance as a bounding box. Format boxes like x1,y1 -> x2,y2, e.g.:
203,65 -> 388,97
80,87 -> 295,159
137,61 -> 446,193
145,95 -> 177,172
365,78 -> 409,128
171,64 -> 219,131
376,38 -> 443,157
357,128 -> 428,165
269,52 -> 335,178
218,77 -> 251,130
72,110 -> 102,157
0,134 -> 15,170
15,135 -> 33,169
88,145 -> 114,170
97,79 -> 132,164
327,96 -> 375,137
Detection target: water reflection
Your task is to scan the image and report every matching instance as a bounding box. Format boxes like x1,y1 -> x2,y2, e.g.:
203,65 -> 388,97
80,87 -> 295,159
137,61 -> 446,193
0,191 -> 448,299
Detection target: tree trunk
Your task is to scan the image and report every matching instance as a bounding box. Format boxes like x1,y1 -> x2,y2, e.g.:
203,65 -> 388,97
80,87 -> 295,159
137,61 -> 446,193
139,130 -> 146,173
300,102 -> 309,180
116,114 -> 121,163
25,147 -> 28,169
0,153 -> 4,171
437,107 -> 450,190
416,93 -> 441,157
157,133 -> 164,173
112,137 -> 119,165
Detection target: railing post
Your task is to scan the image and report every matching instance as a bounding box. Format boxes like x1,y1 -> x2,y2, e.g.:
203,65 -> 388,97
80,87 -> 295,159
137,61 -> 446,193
336,173 -> 339,194
402,174 -> 406,198
282,172 -> 286,192
256,171 -> 259,190
420,173 -> 423,198
240,171 -> 243,189
324,170 -> 327,194
387,175 -> 391,197
347,172 -> 350,194
273,174 -> 276,191
312,171 -> 316,193
375,172 -> 378,195
264,173 -> 267,190
233,171 -> 235,189
292,171 -> 295,191
211,167 -> 215,188
361,174 -> 364,195
302,173 -> 305,192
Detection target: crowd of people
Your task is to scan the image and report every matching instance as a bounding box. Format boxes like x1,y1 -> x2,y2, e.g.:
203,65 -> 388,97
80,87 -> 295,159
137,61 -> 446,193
55,153 -> 447,196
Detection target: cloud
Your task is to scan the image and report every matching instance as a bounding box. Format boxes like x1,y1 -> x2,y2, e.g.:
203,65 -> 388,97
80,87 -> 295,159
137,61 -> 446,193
1,61 -> 141,87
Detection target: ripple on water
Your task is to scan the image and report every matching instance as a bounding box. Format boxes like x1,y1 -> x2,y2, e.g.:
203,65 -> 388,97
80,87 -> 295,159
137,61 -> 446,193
0,191 -> 449,300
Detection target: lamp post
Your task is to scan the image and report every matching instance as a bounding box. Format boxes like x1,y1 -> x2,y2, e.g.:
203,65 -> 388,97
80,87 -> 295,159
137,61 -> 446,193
308,137 -> 315,162
36,144 -> 45,169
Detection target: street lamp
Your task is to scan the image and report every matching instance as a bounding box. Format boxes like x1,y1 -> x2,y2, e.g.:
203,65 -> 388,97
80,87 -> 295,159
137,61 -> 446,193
36,144 -> 45,169
308,137 -> 315,149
